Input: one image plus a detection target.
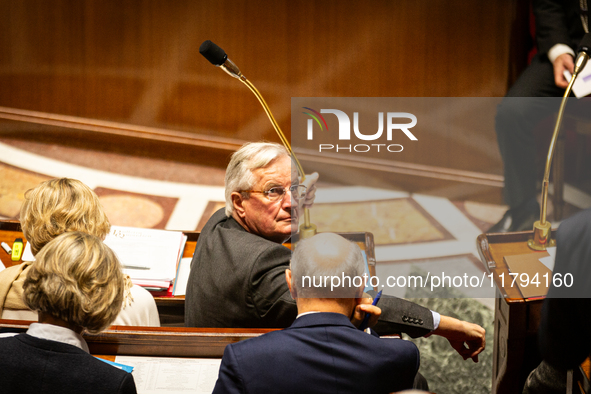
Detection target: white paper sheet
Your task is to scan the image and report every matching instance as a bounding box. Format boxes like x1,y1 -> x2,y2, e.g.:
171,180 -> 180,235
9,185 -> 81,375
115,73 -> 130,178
539,246 -> 557,271
104,226 -> 185,281
564,65 -> 591,98
115,356 -> 221,394
173,257 -> 192,296
22,242 -> 35,262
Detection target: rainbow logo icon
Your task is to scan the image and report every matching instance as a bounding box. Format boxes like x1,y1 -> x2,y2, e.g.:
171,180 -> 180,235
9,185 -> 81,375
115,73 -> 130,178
302,107 -> 328,132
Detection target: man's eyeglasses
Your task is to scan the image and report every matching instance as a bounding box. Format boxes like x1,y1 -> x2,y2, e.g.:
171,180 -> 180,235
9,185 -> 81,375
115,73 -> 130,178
240,185 -> 307,202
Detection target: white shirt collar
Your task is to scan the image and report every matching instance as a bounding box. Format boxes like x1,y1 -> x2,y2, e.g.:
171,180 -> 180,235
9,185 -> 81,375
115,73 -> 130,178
26,323 -> 89,353
296,311 -> 321,319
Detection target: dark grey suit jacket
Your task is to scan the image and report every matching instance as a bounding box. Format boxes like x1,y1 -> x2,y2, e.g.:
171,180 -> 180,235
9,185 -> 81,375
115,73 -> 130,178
0,334 -> 136,394
185,208 -> 433,337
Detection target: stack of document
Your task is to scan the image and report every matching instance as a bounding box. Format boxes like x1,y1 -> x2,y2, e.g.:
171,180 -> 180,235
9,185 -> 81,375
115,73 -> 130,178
104,226 -> 187,294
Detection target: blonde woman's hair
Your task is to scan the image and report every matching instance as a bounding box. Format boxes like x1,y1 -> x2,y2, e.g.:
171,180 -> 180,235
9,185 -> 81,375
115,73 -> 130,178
20,178 -> 111,255
23,232 -> 124,333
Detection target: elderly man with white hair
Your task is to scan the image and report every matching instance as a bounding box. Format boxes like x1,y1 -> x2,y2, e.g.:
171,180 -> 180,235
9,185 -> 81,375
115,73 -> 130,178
185,142 -> 485,363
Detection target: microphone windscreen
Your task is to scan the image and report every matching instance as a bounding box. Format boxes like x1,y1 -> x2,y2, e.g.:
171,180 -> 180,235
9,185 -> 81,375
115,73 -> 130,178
578,33 -> 591,56
200,40 -> 227,66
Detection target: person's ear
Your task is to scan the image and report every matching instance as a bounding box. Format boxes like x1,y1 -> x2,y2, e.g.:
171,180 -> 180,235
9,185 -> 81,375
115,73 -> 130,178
354,291 -> 371,306
232,192 -> 246,218
285,269 -> 296,298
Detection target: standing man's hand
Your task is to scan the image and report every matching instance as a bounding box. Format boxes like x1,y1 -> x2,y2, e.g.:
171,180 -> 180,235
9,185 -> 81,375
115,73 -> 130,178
300,172 -> 319,208
553,53 -> 575,89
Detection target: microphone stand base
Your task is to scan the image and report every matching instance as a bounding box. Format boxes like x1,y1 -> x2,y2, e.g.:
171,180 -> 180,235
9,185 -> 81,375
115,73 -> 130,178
527,220 -> 556,251
299,223 -> 317,240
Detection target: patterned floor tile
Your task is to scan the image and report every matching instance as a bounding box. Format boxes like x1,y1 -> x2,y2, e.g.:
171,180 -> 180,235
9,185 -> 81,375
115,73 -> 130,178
312,198 -> 453,245
0,163 -> 50,218
94,187 -> 178,229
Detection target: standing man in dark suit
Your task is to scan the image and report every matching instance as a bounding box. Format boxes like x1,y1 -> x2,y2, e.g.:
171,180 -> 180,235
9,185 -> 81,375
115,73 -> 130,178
186,141 -> 485,361
490,0 -> 588,232
213,232 -> 421,394
523,208 -> 591,393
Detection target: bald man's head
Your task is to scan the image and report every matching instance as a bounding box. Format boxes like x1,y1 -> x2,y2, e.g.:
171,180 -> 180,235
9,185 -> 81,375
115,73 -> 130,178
290,233 -> 365,298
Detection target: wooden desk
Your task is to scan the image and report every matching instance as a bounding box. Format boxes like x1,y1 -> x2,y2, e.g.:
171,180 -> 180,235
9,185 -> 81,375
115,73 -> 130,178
0,319 -> 272,361
0,221 -> 24,268
477,230 -> 556,394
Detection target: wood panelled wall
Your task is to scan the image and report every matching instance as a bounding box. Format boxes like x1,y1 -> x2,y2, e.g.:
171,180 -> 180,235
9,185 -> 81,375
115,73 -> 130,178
0,0 -> 526,171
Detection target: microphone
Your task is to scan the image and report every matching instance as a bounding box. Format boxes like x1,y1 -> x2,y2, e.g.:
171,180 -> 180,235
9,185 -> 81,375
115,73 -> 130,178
199,40 -> 226,65
199,40 -> 243,79
199,40 -> 318,238
528,33 -> 591,250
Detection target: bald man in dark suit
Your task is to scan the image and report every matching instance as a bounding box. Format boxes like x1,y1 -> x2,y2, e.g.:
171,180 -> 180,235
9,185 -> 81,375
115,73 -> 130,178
212,233 -> 421,394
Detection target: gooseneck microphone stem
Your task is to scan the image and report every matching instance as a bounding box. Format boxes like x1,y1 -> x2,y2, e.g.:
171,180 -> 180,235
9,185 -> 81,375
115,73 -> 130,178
239,77 -> 306,178
200,40 -> 316,238
528,46 -> 590,250
541,70 -> 577,225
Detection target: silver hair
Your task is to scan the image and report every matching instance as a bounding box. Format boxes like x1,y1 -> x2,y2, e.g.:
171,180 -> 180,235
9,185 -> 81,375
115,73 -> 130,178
291,235 -> 365,298
224,142 -> 290,216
